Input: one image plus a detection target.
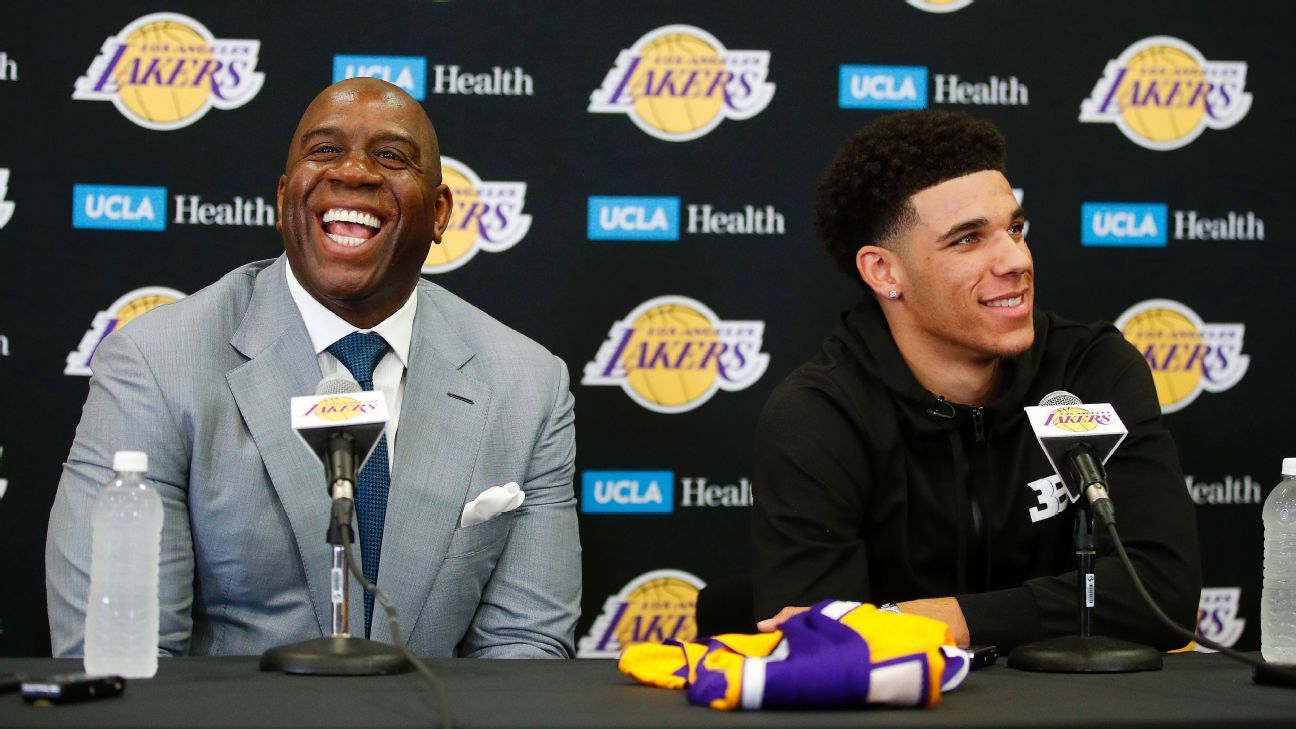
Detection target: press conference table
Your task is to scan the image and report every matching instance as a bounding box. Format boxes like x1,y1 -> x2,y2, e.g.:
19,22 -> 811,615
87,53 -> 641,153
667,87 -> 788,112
2,653 -> 1294,729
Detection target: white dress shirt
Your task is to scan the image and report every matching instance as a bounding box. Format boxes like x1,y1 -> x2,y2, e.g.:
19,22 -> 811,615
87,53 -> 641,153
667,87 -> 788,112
285,261 -> 416,468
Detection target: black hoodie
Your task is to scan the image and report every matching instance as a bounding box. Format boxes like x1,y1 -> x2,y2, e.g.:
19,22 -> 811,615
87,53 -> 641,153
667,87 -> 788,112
752,297 -> 1201,651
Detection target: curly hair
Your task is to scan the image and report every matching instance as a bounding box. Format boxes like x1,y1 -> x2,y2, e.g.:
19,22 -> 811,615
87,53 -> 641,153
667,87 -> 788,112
814,111 -> 1007,278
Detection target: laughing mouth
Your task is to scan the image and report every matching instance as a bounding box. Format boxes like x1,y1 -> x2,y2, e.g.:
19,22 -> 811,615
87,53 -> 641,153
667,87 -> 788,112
321,208 -> 383,247
984,295 -> 1024,308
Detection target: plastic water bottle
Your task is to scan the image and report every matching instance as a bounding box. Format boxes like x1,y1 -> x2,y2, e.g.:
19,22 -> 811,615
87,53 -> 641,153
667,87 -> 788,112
1262,457 -> 1296,664
84,451 -> 163,678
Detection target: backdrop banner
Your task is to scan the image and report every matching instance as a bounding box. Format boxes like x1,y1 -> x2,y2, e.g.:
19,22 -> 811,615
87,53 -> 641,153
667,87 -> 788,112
0,0 -> 1286,657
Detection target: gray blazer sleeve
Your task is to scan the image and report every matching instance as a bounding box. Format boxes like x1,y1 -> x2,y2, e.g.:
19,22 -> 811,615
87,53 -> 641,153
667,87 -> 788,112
457,354 -> 580,658
45,328 -> 196,657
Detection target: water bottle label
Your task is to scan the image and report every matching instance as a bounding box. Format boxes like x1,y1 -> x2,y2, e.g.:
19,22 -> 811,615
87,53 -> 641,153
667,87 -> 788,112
1086,574 -> 1096,608
331,567 -> 344,603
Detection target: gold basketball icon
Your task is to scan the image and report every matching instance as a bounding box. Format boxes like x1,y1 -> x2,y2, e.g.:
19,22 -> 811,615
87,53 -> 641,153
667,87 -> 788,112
113,20 -> 215,127
427,162 -> 479,270
1117,44 -> 1207,146
115,293 -> 180,328
624,303 -> 720,411
631,32 -> 725,137
1120,305 -> 1203,410
613,576 -> 700,647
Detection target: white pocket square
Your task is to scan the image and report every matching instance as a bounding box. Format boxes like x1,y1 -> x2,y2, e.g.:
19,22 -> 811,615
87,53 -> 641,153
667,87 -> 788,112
460,482 -> 524,527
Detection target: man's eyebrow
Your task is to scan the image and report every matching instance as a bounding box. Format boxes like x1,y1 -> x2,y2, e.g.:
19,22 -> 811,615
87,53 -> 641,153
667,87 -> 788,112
298,128 -> 419,147
370,130 -> 420,151
298,126 -> 342,145
936,207 -> 1028,240
938,217 -> 989,241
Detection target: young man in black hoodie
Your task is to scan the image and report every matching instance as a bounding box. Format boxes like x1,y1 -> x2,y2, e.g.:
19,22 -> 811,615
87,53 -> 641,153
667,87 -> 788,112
751,111 -> 1200,652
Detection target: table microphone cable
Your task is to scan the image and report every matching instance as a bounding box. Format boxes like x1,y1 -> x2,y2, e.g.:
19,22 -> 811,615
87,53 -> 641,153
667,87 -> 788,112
1101,513 -> 1296,686
338,523 -> 454,729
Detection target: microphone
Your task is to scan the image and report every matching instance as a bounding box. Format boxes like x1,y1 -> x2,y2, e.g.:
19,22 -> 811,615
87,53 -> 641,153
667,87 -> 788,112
262,375 -> 418,679
1026,390 -> 1125,526
292,375 -> 389,500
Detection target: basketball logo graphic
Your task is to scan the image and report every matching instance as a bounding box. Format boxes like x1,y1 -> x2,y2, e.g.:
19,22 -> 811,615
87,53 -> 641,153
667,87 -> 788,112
73,13 -> 264,130
589,25 -> 776,142
577,569 -> 706,658
1115,299 -> 1249,413
1043,406 -> 1105,432
1194,587 -> 1246,652
424,157 -> 531,274
65,286 -> 187,375
907,0 -> 975,12
1080,37 -> 1251,151
583,296 -> 769,414
304,397 -> 370,421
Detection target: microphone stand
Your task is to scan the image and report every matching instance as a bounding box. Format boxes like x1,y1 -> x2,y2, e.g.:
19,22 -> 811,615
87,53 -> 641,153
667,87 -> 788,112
1008,503 -> 1162,672
260,438 -> 412,676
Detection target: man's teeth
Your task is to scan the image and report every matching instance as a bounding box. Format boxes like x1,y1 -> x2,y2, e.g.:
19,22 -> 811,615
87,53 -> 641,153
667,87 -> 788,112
322,208 -> 382,228
327,233 -> 367,247
985,296 -> 1024,308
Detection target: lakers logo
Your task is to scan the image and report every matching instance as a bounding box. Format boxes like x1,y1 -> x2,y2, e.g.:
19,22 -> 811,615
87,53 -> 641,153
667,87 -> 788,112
424,157 -> 531,274
1115,299 -> 1249,413
73,13 -> 264,130
588,25 -> 776,142
577,569 -> 705,658
1194,587 -> 1246,652
907,0 -> 975,12
1042,406 -> 1108,432
65,287 -> 186,375
1079,36 -> 1251,151
304,397 -> 373,421
583,296 -> 769,413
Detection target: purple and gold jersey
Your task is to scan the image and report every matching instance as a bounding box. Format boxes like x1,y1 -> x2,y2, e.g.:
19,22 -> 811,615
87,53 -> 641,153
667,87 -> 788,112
619,600 -> 970,710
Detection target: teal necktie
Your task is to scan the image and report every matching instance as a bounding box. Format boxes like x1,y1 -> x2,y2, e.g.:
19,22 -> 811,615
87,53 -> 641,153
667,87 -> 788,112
325,332 -> 391,639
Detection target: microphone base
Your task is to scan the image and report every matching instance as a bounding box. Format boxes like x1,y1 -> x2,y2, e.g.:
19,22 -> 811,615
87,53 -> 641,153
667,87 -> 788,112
1008,634 -> 1162,673
259,635 -> 413,676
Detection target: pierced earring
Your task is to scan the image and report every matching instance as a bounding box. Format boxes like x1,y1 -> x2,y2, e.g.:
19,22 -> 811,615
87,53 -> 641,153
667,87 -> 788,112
888,290 -> 900,299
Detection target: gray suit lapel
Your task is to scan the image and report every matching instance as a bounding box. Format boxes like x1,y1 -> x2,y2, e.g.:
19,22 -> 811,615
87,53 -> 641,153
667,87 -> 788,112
225,257 -> 332,636
371,284 -> 492,643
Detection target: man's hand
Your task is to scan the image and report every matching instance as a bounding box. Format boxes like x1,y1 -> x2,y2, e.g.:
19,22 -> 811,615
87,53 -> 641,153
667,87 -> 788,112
755,598 -> 970,647
897,597 -> 970,647
757,606 -> 809,632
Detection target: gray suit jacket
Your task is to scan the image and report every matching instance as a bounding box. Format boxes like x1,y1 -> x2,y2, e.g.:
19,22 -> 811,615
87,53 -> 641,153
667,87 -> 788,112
47,256 -> 580,658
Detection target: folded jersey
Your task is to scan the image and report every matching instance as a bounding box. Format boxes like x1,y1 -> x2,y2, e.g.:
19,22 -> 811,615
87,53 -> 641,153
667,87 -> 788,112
619,600 -> 970,710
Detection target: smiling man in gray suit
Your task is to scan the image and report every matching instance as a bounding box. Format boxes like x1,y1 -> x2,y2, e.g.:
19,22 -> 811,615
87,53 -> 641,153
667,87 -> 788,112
46,78 -> 580,659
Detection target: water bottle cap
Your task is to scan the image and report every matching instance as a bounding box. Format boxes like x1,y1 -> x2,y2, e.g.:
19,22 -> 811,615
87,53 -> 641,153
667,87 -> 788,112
113,451 -> 148,473
1284,457 -> 1296,477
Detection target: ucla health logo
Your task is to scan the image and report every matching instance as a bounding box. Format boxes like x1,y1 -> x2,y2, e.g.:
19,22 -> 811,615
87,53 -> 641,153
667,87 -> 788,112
589,25 -> 775,142
73,13 -> 264,131
577,569 -> 705,658
907,0 -> 975,12
1082,203 -> 1168,247
581,471 -> 674,514
588,197 -> 680,241
424,157 -> 531,273
66,287 -> 187,375
839,66 -> 928,109
1080,36 -> 1251,151
1195,587 -> 1246,652
1115,299 -> 1248,413
583,296 -> 769,414
0,168 -> 14,229
73,184 -> 167,231
333,55 -> 426,100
